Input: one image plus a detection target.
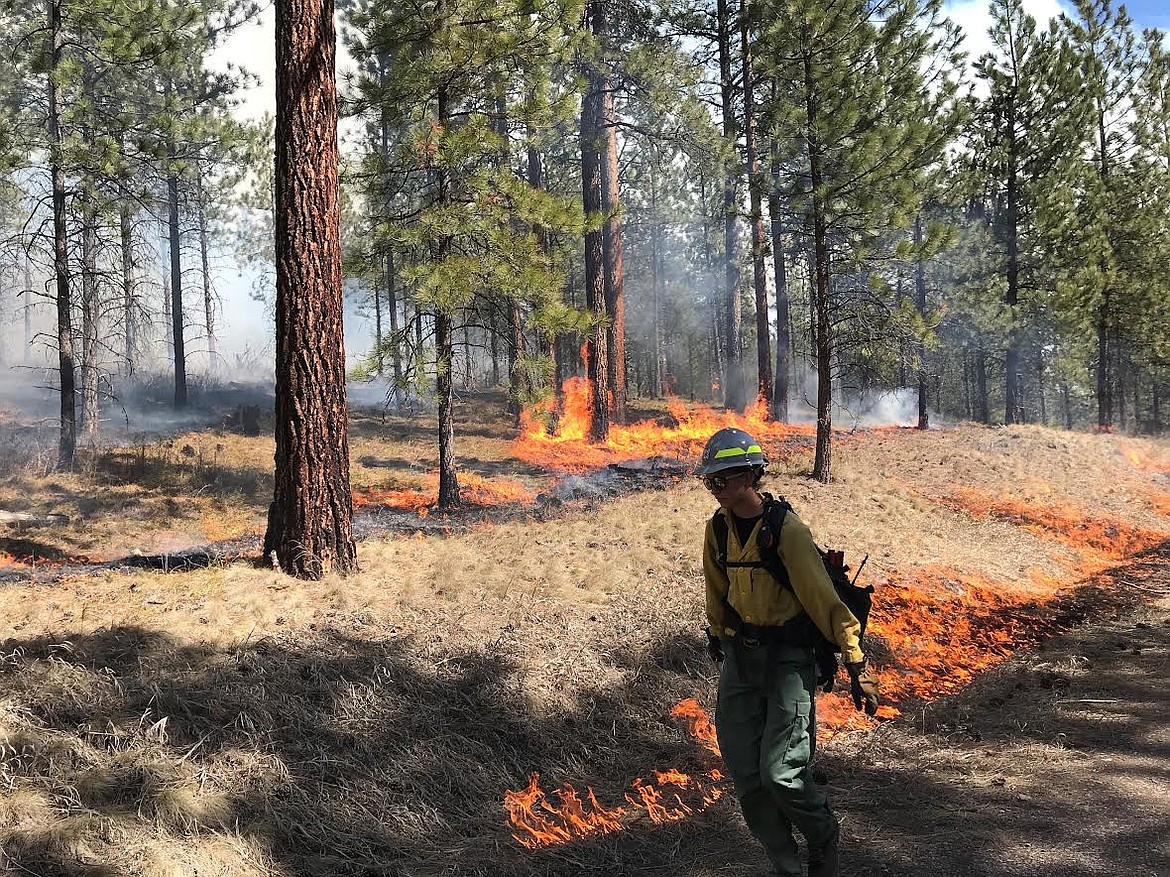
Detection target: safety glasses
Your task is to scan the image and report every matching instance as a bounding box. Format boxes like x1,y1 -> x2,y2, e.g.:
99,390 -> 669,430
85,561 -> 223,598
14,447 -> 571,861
702,472 -> 746,492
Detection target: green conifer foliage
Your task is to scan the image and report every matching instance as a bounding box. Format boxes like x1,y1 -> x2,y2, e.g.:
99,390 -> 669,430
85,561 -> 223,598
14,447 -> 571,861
760,0 -> 961,481
345,0 -> 587,507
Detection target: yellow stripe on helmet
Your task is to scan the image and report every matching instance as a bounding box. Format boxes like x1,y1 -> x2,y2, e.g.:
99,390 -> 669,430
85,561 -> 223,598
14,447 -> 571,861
712,444 -> 762,459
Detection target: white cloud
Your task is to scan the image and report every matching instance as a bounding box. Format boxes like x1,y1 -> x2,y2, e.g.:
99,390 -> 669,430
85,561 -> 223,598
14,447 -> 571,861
945,0 -> 1070,70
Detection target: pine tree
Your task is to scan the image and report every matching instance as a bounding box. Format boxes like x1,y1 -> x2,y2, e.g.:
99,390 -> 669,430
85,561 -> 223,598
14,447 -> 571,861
346,0 -> 585,506
761,0 -> 961,480
1058,0 -> 1143,430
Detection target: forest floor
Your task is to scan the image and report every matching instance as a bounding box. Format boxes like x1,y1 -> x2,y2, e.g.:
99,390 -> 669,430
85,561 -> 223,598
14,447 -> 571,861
0,388 -> 1166,877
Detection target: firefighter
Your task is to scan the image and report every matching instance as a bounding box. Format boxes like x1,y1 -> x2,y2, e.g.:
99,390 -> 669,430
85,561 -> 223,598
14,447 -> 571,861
696,427 -> 879,877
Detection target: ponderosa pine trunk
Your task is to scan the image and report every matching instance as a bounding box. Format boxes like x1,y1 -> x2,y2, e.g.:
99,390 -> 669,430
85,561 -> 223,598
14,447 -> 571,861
196,167 -> 216,374
1003,124 -> 1021,426
741,0 -> 771,412
120,205 -> 136,375
581,1 -> 609,441
80,201 -> 99,446
601,74 -> 627,422
48,0 -> 75,469
914,215 -> 929,430
718,0 -> 744,412
769,131 -> 790,422
167,164 -> 187,408
265,0 -> 356,578
434,84 -> 460,506
803,42 -> 833,482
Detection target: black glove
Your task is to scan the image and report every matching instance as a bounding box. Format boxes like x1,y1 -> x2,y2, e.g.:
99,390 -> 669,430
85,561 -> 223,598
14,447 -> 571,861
816,648 -> 839,694
846,661 -> 880,716
706,630 -> 724,664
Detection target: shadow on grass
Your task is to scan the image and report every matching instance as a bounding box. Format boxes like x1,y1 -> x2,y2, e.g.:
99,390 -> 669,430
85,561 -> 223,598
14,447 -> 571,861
0,545 -> 1167,876
90,446 -> 272,505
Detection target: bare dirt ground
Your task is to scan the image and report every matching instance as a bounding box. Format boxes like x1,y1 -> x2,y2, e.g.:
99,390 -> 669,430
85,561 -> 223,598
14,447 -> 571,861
0,394 -> 1167,877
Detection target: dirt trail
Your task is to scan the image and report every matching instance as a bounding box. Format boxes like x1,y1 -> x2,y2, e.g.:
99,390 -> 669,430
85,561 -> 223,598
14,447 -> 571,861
816,544 -> 1170,877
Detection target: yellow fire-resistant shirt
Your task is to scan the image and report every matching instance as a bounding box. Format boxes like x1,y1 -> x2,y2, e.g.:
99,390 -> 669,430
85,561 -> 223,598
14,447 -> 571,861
703,505 -> 865,665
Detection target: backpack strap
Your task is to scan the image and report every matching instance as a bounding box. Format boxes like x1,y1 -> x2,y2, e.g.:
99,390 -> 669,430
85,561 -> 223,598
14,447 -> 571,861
711,495 -> 794,635
755,493 -> 793,589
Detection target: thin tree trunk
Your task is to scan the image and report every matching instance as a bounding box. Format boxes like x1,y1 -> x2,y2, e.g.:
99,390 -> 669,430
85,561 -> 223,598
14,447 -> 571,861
649,157 -> 663,397
1097,295 -> 1111,429
601,72 -> 626,421
435,308 -> 459,505
803,42 -> 832,482
373,264 -> 383,375
1116,333 -> 1127,431
975,342 -> 989,424
48,0 -> 75,469
508,301 -> 524,421
433,84 -> 461,505
492,90 -> 528,425
80,201 -> 99,446
718,0 -> 743,412
377,65 -> 403,400
196,167 -> 216,373
526,116 -> 559,410
386,249 -> 402,401
23,257 -> 33,364
265,0 -> 356,577
1003,127 -> 1021,425
490,313 -> 501,386
581,1 -> 609,441
914,215 -> 929,430
962,350 -> 972,419
741,0 -> 771,411
162,267 -> 173,366
699,171 -> 723,397
120,205 -> 136,375
769,130 -> 790,422
1035,346 -> 1047,426
167,166 -> 187,408
1095,104 -> 1114,431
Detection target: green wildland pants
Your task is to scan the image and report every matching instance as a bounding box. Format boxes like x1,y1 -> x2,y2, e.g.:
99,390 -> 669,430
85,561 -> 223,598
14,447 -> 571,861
715,638 -> 838,877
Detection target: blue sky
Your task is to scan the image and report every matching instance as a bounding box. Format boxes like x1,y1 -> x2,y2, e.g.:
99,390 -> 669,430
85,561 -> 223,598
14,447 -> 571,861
1121,0 -> 1170,34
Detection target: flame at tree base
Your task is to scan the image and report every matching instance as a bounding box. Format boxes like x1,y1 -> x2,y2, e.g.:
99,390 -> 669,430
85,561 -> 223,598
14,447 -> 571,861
515,377 -> 810,474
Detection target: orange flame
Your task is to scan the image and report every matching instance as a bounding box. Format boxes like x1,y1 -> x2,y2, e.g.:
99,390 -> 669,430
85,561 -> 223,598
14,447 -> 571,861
940,487 -> 1165,563
669,698 -> 720,757
352,472 -> 534,514
1118,442 -> 1170,473
503,701 -> 726,848
504,538 -> 1165,850
515,378 -> 810,474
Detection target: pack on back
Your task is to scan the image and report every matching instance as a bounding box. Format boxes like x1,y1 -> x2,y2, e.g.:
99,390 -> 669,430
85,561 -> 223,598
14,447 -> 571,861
711,493 -> 874,651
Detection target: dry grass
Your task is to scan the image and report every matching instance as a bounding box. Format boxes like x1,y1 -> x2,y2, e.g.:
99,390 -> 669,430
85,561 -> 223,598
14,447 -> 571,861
0,398 -> 1167,875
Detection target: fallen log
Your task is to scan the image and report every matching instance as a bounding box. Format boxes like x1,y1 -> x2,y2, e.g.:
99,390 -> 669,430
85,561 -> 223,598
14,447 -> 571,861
0,510 -> 70,526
